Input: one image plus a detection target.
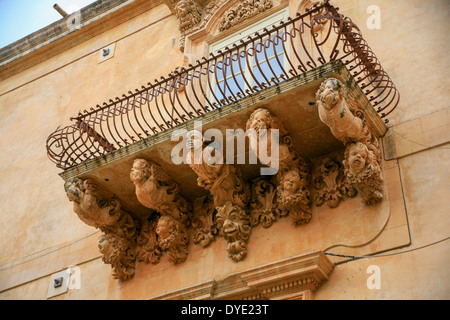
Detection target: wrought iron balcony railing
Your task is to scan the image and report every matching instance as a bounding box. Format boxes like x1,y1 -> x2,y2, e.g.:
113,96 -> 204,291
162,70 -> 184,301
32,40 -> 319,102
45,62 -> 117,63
46,2 -> 399,170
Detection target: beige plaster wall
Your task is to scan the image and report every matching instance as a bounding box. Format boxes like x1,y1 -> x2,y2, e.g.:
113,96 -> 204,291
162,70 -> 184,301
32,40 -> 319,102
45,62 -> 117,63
0,0 -> 449,299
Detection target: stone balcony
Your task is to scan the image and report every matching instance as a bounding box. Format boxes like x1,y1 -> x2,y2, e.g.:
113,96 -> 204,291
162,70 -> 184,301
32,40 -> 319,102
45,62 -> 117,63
46,2 -> 406,288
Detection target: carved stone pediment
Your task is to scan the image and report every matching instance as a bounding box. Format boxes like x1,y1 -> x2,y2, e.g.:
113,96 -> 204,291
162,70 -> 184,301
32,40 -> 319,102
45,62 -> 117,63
151,251 -> 334,300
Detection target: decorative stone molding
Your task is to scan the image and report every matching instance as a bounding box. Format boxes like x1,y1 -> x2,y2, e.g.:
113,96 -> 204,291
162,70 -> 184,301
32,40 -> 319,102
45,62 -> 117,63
64,177 -> 138,280
246,108 -> 312,225
316,78 -> 366,144
218,0 -> 274,32
130,159 -> 192,264
315,78 -> 384,205
150,251 -> 334,300
312,157 -> 356,208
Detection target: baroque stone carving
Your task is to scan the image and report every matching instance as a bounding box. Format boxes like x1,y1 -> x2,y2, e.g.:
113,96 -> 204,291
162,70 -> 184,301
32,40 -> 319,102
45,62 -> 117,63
175,0 -> 203,33
343,141 -> 383,205
316,78 -> 365,143
191,195 -> 218,247
316,78 -> 384,205
218,0 -> 274,32
98,233 -> 136,281
312,157 -> 357,208
215,201 -> 252,262
136,218 -> 162,264
246,108 -> 312,225
250,178 -> 277,228
64,177 -> 138,280
130,159 -> 191,264
130,159 -> 191,223
186,130 -> 252,261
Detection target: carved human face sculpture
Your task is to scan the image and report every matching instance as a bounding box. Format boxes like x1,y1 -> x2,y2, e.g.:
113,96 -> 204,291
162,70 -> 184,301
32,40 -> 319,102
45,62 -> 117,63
156,216 -> 175,241
130,159 -> 148,184
319,79 -> 342,108
175,0 -> 190,18
281,171 -> 301,195
347,143 -> 368,174
248,109 -> 270,134
216,203 -> 250,241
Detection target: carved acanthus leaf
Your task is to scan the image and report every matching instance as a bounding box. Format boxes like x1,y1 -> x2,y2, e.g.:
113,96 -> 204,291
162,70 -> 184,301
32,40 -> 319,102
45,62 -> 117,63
192,195 -> 219,247
313,157 -> 356,208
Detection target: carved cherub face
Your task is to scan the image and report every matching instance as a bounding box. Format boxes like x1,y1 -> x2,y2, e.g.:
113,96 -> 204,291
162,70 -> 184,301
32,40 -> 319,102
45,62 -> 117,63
281,171 -> 301,195
156,216 -> 175,240
98,234 -> 113,257
347,142 -> 369,174
317,78 -> 342,109
247,108 -> 271,134
64,178 -> 84,203
130,159 -> 149,184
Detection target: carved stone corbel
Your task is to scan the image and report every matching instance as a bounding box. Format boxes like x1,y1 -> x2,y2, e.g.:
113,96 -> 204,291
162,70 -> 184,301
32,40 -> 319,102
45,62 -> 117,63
186,131 -> 252,261
64,177 -> 138,280
215,201 -> 252,262
312,157 -> 357,208
315,78 -> 384,205
130,159 -> 192,264
246,108 -> 312,225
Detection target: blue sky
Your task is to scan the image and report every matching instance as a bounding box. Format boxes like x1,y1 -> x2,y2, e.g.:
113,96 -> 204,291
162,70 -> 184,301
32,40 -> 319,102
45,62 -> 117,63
0,0 -> 97,48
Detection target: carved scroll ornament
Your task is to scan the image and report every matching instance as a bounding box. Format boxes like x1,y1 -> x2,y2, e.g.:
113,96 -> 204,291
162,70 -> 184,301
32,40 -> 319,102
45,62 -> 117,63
315,78 -> 384,205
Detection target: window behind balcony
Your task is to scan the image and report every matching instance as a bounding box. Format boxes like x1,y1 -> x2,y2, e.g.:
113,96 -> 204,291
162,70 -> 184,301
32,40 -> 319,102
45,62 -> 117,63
208,8 -> 290,106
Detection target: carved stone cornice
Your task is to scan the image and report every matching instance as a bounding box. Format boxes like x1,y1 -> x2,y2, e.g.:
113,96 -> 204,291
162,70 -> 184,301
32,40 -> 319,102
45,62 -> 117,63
150,251 -> 334,300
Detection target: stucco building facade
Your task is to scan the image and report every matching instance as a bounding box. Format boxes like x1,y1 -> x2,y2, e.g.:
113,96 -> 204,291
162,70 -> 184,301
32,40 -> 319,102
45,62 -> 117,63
0,0 -> 449,300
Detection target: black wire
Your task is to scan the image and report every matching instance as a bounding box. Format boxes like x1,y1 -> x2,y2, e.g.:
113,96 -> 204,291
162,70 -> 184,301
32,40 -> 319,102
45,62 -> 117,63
324,236 -> 450,260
